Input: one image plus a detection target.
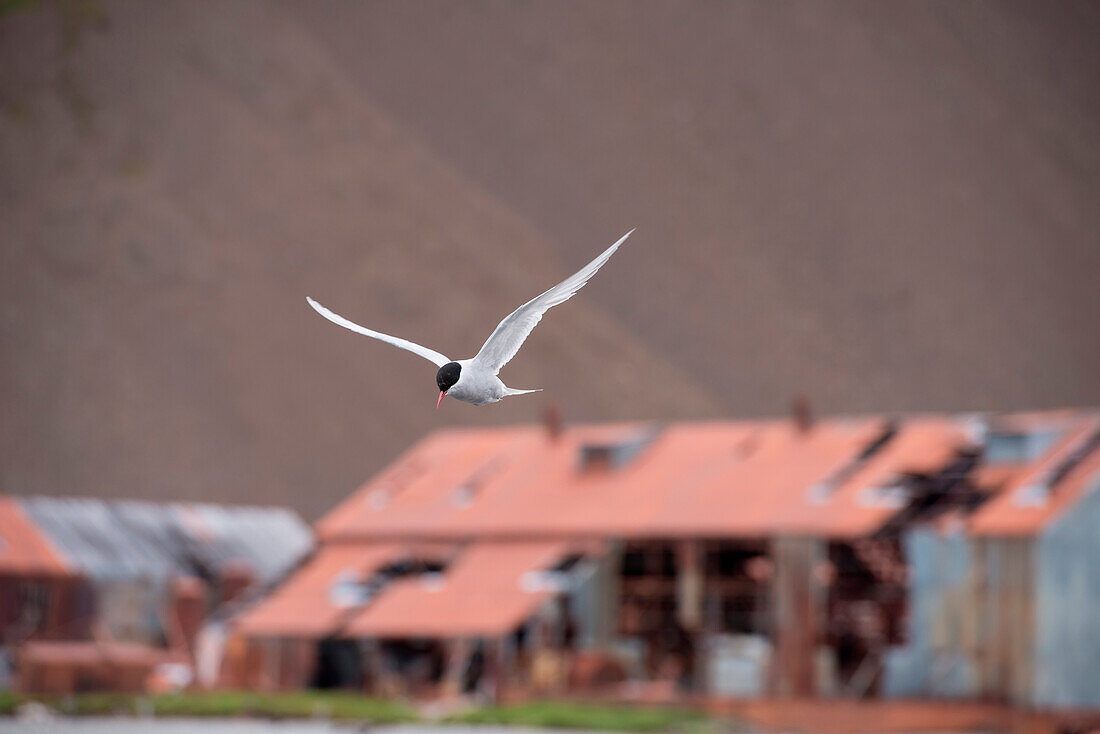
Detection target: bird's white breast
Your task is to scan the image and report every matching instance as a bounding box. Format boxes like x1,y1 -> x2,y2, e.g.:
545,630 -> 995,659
447,359 -> 507,405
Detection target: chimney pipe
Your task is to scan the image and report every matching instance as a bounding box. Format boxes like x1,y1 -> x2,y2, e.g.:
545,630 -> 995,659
792,395 -> 812,434
542,402 -> 563,442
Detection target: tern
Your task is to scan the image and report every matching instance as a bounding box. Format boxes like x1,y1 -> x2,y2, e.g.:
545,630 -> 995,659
307,229 -> 633,408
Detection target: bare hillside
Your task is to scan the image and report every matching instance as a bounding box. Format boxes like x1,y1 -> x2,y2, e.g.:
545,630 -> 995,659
3,0 -> 1098,519
0,0 -> 716,518
290,0 -> 1100,415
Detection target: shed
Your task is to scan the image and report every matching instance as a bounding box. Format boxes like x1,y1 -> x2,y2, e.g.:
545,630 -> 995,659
884,412 -> 1100,708
16,496 -> 313,645
0,497 -> 88,644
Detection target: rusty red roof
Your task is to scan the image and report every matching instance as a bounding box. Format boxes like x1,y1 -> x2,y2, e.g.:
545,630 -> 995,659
778,418 -> 973,537
969,413 -> 1100,536
233,543 -> 405,638
0,496 -> 71,576
342,540 -> 569,639
318,417 -> 972,542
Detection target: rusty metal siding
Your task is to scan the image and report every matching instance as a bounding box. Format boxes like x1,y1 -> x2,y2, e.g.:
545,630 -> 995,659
883,526 -> 978,698
890,491 -> 1100,709
1034,470 -> 1100,707
972,536 -> 1034,703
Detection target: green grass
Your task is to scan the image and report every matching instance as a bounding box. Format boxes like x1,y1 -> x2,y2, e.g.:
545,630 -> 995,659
0,690 -> 21,715
153,691 -> 416,721
63,692 -> 139,715
448,700 -> 707,732
1,691 -> 711,731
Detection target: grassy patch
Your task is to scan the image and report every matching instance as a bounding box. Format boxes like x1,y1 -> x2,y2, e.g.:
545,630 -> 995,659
61,692 -> 139,716
448,701 -> 707,732
0,689 -> 22,715
0,691 -> 711,731
151,691 -> 416,721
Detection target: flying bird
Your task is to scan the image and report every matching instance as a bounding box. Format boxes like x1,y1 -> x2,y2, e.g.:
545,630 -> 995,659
307,229 -> 634,408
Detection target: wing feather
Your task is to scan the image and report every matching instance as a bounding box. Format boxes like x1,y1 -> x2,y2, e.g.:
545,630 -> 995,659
472,229 -> 633,374
306,297 -> 450,367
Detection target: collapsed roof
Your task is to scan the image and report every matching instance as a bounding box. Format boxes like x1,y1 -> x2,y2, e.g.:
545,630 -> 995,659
15,496 -> 313,587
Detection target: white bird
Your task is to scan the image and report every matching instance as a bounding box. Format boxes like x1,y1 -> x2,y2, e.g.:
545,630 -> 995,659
307,229 -> 634,408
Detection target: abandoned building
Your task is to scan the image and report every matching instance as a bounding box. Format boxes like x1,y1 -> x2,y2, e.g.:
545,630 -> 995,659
227,409 -> 1100,707
885,412 -> 1100,708
1,496 -> 312,693
0,497 -> 87,647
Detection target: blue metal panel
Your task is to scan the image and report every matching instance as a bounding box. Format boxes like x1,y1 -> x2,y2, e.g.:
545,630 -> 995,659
1034,470 -> 1100,707
883,526 -> 977,698
18,496 -> 312,586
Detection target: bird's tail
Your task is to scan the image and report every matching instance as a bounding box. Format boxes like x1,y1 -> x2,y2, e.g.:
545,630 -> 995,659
505,387 -> 542,397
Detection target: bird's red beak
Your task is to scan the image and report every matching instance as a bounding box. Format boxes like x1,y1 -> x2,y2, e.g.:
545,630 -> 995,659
436,390 -> 447,409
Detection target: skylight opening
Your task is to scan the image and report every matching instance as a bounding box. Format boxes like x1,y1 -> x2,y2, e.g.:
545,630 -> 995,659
984,429 -> 1061,465
577,426 -> 661,472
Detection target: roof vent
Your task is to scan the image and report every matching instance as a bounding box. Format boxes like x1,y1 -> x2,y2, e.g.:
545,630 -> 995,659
792,395 -> 813,434
807,422 -> 898,504
962,414 -> 989,444
448,456 -> 508,508
543,402 -> 564,442
857,479 -> 910,509
330,569 -> 372,608
985,428 -> 1061,465
1046,427 -> 1100,490
1014,425 -> 1100,505
419,573 -> 445,592
519,554 -> 589,593
577,426 -> 660,472
450,485 -> 475,509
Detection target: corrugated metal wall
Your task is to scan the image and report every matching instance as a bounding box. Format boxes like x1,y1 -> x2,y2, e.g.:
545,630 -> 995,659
884,526 -> 978,698
972,536 -> 1034,703
888,495 -> 1100,710
887,530 -> 1037,704
1034,473 -> 1100,708
18,497 -> 312,585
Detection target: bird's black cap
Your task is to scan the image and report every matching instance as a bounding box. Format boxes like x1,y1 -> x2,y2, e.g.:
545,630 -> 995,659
436,362 -> 461,392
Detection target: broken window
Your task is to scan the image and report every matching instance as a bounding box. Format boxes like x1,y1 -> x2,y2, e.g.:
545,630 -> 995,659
985,429 -> 1060,464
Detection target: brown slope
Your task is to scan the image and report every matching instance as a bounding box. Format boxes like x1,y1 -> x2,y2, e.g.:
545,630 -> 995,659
0,0 -> 718,519
287,0 -> 1100,416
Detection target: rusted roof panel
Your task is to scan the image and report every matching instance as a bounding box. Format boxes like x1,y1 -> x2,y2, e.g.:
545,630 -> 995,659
318,412 -> 1094,544
318,417 -> 969,541
655,419 -> 887,537
970,415 -> 1100,536
343,540 -> 568,639
234,543 -> 404,639
777,418 -> 972,537
0,496 -> 71,576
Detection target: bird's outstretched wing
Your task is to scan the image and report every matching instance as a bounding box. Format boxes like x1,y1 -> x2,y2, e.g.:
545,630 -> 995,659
472,229 -> 633,375
306,297 -> 451,367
